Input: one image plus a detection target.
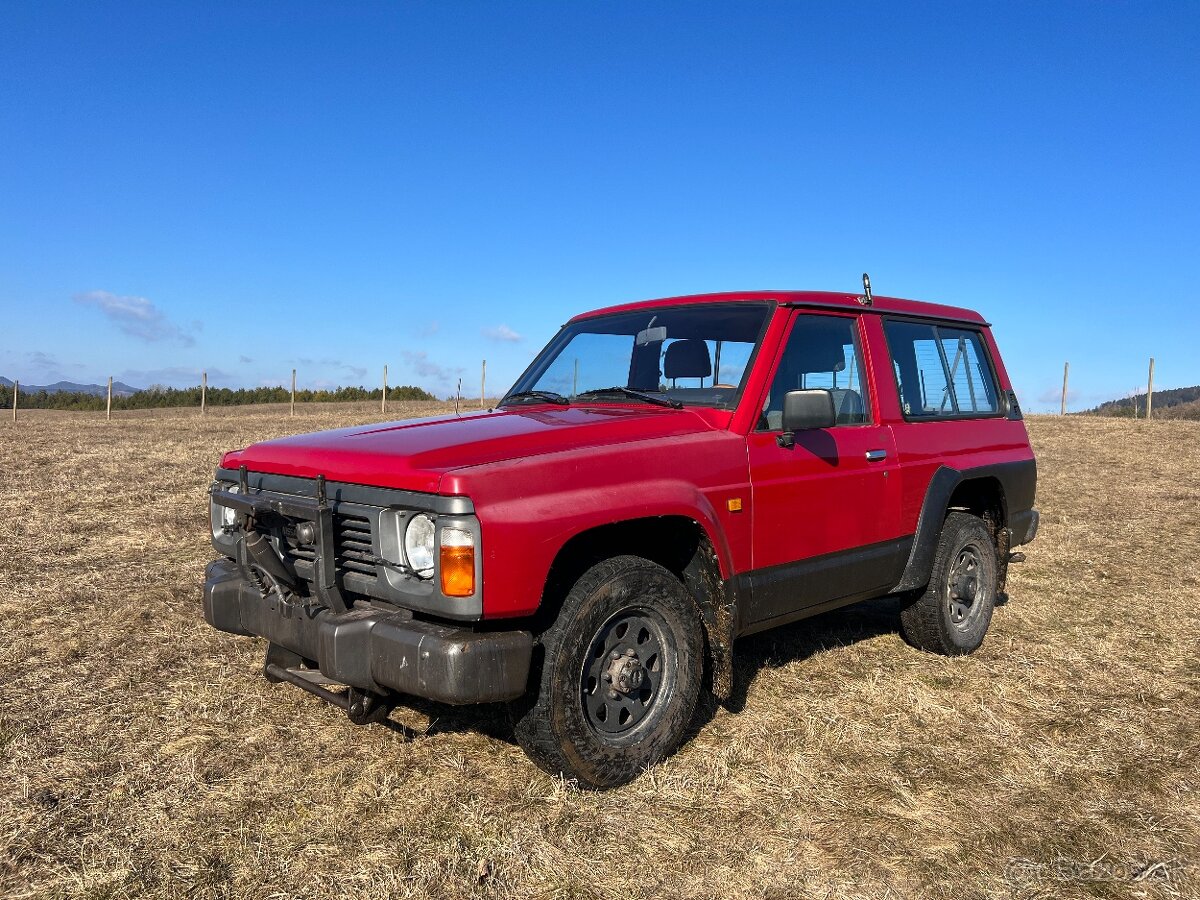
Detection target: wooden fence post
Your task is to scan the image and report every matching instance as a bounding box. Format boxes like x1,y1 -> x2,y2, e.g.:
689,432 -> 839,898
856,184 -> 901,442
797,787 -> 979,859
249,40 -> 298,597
291,369 -> 296,417
382,364 -> 388,415
11,380 -> 16,422
455,378 -> 461,415
1061,362 -> 1069,416
106,377 -> 112,421
481,359 -> 486,408
1147,358 -> 1155,420
201,371 -> 207,417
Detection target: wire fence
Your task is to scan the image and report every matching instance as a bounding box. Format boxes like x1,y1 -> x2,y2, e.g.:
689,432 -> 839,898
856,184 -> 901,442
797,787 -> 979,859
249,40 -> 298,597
1056,357 -> 1164,417
3,362 -> 499,422
4,357 -> 1176,421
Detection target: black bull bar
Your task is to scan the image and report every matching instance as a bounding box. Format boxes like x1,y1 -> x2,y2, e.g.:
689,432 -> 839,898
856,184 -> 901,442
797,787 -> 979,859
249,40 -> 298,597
211,469 -> 351,613
205,469 -> 533,711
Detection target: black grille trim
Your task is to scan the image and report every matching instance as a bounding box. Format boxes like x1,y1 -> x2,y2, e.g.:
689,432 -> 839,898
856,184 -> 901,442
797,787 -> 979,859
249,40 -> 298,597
282,512 -> 378,583
336,514 -> 376,575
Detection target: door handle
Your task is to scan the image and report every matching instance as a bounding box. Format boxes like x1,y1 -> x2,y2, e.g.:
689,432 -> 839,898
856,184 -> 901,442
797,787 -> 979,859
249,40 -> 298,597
865,449 -> 888,462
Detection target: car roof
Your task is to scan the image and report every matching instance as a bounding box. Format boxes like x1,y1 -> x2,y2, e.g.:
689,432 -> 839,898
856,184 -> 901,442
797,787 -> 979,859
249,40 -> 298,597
569,290 -> 988,326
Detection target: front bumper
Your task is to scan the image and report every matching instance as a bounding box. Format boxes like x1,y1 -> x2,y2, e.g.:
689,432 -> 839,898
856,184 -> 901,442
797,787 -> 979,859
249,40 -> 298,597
203,559 -> 532,705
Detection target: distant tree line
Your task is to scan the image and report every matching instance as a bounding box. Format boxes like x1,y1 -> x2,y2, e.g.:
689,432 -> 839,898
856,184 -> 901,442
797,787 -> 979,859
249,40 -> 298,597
1082,385 -> 1200,420
0,383 -> 437,411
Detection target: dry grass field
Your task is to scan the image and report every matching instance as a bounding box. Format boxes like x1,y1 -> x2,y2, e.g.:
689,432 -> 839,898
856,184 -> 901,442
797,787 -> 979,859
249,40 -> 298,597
1,406 -> 1197,899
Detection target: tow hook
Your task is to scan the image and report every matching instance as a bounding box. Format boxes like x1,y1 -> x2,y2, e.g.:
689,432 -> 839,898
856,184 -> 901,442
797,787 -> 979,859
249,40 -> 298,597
263,656 -> 393,726
346,688 -> 392,726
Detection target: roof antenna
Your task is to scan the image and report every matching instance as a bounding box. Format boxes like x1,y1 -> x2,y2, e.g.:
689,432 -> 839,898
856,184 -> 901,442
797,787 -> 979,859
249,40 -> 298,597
859,272 -> 873,307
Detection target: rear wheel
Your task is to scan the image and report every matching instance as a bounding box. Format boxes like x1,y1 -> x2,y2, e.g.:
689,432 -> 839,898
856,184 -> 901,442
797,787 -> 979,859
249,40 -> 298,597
900,511 -> 998,655
511,555 -> 703,789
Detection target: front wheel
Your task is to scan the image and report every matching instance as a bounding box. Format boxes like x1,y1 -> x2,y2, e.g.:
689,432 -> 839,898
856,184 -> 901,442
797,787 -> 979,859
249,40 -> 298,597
511,555 -> 703,789
900,511 -> 999,655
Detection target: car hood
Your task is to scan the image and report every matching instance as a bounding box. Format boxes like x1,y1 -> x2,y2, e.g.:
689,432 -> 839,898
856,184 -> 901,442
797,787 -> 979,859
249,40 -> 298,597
222,404 -> 718,493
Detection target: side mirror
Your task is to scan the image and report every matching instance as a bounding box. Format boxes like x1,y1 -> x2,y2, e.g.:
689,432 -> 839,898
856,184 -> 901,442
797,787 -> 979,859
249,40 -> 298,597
779,389 -> 835,446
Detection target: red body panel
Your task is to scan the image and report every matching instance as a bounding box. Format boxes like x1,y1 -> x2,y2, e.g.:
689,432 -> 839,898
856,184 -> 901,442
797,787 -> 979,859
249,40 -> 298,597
889,418 -> 1033,535
745,311 -> 902,570
876,319 -> 1032,534
223,406 -> 729,493
572,290 -> 988,328
440,429 -> 752,618
219,290 -> 1034,622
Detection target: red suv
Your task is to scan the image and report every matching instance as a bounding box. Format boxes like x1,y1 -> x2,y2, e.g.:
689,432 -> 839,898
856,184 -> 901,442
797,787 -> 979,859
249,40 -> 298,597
204,289 -> 1037,788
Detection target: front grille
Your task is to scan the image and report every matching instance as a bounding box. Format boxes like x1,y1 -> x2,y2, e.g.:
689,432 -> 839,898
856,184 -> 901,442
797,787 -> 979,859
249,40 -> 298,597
281,512 -> 377,584
336,515 -> 375,575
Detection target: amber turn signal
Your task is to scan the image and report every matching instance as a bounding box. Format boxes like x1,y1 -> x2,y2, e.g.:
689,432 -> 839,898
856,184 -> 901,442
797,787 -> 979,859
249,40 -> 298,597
439,528 -> 475,597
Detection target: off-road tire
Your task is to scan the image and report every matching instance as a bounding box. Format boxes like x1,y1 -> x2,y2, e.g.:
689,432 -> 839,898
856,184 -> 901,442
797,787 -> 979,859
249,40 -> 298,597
900,511 -> 998,655
511,555 -> 703,789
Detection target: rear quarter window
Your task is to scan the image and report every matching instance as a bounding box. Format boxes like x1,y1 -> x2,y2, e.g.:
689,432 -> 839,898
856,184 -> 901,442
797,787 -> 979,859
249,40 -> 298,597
884,320 -> 999,418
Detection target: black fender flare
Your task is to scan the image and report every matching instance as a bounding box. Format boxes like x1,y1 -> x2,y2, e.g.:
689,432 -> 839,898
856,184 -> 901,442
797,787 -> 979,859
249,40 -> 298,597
892,458 -> 1036,593
680,534 -> 743,703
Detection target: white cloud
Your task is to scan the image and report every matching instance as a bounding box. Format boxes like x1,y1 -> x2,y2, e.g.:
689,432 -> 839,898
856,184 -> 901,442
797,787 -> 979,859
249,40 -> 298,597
402,350 -> 464,389
292,357 -> 371,381
1036,386 -> 1080,406
482,324 -> 522,343
74,290 -> 195,346
25,350 -> 83,372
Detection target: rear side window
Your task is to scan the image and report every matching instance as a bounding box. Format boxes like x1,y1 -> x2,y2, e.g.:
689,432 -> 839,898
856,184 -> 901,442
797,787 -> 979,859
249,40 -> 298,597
885,321 -> 999,418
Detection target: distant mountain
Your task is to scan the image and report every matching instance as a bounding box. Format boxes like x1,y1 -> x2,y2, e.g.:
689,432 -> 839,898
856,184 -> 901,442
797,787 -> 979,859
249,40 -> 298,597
0,377 -> 141,397
1084,385 -> 1200,420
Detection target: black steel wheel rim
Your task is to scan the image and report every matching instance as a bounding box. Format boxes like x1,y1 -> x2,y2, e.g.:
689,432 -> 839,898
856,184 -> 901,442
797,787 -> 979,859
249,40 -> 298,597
947,541 -> 988,630
581,608 -> 670,737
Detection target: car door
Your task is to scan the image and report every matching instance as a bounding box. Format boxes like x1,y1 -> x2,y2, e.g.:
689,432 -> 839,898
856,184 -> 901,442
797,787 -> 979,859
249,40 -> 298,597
744,310 -> 905,628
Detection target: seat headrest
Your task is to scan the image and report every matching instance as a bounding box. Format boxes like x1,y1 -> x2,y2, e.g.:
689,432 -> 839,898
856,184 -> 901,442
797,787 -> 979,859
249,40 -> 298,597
663,339 -> 712,379
797,342 -> 847,375
830,388 -> 865,424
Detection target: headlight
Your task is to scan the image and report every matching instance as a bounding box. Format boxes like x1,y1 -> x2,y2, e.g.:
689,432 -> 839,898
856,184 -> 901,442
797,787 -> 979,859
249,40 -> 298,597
220,484 -> 239,527
404,513 -> 436,576
210,481 -> 238,538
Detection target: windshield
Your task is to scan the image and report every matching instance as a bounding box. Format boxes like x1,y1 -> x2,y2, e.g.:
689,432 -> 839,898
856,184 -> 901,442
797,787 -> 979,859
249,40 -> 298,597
506,303 -> 771,409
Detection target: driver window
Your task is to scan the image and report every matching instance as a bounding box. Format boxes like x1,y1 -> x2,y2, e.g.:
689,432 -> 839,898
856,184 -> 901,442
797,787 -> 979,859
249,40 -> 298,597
759,314 -> 870,430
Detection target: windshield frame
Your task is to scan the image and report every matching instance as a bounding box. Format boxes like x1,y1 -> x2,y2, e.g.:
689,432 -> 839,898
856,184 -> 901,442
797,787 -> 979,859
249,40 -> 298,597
503,301 -> 776,412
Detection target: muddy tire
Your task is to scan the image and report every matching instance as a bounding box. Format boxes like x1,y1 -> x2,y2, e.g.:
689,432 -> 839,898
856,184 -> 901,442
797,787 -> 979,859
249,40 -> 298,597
900,511 -> 998,655
511,555 -> 703,789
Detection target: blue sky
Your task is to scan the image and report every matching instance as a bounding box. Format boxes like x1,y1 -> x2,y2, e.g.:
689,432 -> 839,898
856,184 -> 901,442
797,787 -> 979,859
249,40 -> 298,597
2,1 -> 1197,410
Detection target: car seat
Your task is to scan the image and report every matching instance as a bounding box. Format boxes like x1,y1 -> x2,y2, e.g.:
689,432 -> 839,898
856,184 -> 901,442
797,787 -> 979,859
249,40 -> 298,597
664,340 -> 712,387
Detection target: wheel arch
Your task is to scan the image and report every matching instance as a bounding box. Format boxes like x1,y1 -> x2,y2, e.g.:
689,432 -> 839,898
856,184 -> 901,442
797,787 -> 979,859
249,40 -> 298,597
894,460 -> 1032,593
535,515 -> 740,701
947,475 -> 1007,535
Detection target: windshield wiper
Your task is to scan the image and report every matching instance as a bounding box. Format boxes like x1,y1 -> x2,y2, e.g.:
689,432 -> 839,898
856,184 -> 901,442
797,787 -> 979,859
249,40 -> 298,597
499,390 -> 570,407
576,386 -> 683,409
